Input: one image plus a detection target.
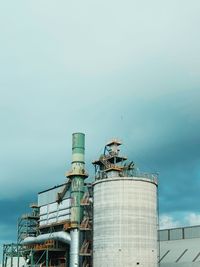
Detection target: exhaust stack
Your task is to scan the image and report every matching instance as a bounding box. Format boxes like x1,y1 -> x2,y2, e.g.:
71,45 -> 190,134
67,133 -> 88,267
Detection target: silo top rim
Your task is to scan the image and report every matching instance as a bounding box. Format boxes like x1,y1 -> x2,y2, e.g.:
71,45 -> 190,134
73,132 -> 85,135
93,176 -> 158,186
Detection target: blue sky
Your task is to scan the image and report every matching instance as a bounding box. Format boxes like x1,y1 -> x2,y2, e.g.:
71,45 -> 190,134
0,0 -> 200,260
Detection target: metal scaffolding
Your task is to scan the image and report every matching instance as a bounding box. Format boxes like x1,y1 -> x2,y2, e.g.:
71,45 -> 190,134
79,188 -> 93,267
17,204 -> 39,244
2,133 -> 93,267
2,243 -> 24,267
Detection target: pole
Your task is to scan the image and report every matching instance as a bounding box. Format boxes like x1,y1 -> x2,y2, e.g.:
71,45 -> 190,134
46,249 -> 49,267
31,249 -> 34,267
11,244 -> 13,267
2,245 -> 5,267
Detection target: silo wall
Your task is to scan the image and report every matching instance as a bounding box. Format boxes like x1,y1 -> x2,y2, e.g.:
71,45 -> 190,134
93,177 -> 158,267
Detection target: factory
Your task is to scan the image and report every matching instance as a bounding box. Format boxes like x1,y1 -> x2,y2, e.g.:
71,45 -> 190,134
2,133 -> 200,267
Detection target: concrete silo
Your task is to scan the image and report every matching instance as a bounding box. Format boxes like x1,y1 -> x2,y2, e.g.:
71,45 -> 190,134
92,140 -> 158,267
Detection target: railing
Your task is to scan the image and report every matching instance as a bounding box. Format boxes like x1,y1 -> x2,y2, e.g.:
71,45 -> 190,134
95,169 -> 158,183
132,172 -> 158,183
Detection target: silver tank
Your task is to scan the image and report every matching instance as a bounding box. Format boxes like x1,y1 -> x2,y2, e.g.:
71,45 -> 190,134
93,177 -> 158,267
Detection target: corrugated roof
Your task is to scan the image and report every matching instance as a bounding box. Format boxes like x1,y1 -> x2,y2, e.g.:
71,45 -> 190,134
160,238 -> 200,267
160,227 -> 200,266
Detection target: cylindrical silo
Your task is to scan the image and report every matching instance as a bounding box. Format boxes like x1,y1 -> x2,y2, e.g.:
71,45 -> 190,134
93,139 -> 158,267
92,140 -> 158,267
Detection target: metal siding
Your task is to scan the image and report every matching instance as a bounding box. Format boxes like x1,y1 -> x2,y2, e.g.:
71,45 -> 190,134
59,198 -> 70,209
39,197 -> 71,226
49,202 -> 57,212
39,203 -> 71,226
58,209 -> 69,216
160,238 -> 200,266
38,185 -> 70,206
159,226 -> 200,241
170,229 -> 182,240
48,212 -> 57,219
93,177 -> 158,267
159,230 -> 169,241
184,226 -> 200,239
40,206 -> 47,215
161,263 -> 200,267
48,218 -> 57,224
38,184 -> 72,226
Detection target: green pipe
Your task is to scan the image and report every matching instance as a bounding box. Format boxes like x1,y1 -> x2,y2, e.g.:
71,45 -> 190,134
68,133 -> 88,225
72,132 -> 85,164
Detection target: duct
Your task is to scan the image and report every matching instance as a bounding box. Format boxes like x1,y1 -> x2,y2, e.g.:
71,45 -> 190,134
70,229 -> 79,267
22,231 -> 79,267
21,231 -> 71,245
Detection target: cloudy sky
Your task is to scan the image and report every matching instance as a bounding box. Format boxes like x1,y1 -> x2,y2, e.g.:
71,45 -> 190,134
0,0 -> 200,260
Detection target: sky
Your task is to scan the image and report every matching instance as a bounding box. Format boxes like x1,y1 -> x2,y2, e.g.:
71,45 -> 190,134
0,0 -> 200,262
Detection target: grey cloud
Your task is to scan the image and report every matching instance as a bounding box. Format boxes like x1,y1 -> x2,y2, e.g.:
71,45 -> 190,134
0,0 -> 200,248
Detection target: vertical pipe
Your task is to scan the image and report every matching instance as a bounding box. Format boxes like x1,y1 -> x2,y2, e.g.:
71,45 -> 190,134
10,244 -> 13,267
2,245 -> 5,267
31,249 -> 34,267
70,133 -> 86,225
68,133 -> 88,267
46,249 -> 49,267
70,229 -> 79,267
17,243 -> 19,267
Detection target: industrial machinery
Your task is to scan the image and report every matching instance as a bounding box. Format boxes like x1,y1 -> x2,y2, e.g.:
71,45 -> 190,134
16,133 -> 92,267
2,134 -> 158,267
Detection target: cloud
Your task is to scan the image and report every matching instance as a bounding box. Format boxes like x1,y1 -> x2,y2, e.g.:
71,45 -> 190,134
185,213 -> 200,226
0,0 -> 200,257
159,212 -> 200,229
159,214 -> 181,229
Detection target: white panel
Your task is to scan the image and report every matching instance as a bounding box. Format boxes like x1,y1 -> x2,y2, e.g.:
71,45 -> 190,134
48,212 -> 57,220
93,177 -> 158,267
40,220 -> 47,226
40,206 -> 48,215
58,198 -> 70,210
58,214 -> 70,222
49,202 -> 57,212
58,209 -> 70,216
39,198 -> 71,227
184,226 -> 200,239
48,218 -> 57,224
40,215 -> 47,221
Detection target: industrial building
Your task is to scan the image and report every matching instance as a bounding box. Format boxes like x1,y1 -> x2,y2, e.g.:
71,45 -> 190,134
4,133 -> 199,267
159,225 -> 200,267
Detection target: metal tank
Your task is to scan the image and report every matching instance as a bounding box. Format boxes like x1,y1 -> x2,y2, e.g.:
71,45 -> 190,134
92,140 -> 158,267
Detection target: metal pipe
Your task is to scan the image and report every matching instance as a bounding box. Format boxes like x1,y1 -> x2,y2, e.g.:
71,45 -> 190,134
67,133 -> 88,267
70,229 -> 79,267
69,133 -> 87,224
21,231 -> 71,245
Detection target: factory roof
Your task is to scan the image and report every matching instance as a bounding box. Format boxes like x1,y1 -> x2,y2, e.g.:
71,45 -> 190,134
38,183 -> 67,194
159,225 -> 200,241
160,238 -> 200,266
38,181 -> 90,194
159,225 -> 200,267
